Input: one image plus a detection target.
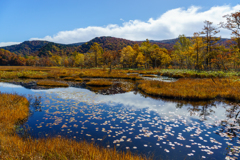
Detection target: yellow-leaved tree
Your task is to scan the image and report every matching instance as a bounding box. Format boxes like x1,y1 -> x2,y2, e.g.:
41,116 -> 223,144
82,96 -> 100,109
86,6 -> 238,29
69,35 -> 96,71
75,53 -> 85,67
190,32 -> 205,70
136,52 -> 145,68
172,35 -> 192,68
89,42 -> 103,67
140,39 -> 152,68
151,47 -> 171,68
120,46 -> 136,68
50,54 -> 62,66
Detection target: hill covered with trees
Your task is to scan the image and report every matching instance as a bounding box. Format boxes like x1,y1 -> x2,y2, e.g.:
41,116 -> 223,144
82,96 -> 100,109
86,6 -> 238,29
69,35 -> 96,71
1,40 -> 49,56
0,36 -> 174,57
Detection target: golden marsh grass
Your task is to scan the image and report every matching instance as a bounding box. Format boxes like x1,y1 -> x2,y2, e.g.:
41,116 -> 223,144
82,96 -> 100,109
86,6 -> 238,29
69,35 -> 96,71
138,78 -> 240,101
37,80 -> 69,87
87,80 -> 113,86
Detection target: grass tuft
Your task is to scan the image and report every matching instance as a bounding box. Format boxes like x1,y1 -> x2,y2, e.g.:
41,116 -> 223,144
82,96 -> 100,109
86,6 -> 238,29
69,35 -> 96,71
87,80 -> 113,86
63,77 -> 76,81
141,74 -> 156,77
37,80 -> 69,87
75,78 -> 83,81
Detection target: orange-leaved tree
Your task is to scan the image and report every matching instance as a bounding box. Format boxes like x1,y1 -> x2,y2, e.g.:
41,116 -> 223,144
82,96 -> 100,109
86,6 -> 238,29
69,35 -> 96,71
220,11 -> 240,51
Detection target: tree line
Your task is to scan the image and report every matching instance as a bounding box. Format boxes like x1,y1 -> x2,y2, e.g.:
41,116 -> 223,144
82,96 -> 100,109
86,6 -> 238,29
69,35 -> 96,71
1,11 -> 240,70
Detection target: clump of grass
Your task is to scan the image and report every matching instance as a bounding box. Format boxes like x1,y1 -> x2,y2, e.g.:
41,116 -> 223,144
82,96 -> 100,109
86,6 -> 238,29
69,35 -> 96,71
141,74 -> 156,77
37,80 -> 69,87
155,69 -> 240,78
0,92 -> 150,160
87,80 -> 113,86
19,74 -> 47,79
63,76 -> 76,81
87,86 -> 110,92
138,78 -> 240,101
0,93 -> 29,133
75,78 -> 83,81
47,75 -> 57,79
0,71 -> 18,79
125,75 -> 142,80
83,78 -> 91,82
0,70 -> 47,79
58,74 -> 71,78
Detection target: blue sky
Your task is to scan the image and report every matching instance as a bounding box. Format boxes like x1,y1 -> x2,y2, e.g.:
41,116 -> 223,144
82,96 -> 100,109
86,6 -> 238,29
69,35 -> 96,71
0,0 -> 239,46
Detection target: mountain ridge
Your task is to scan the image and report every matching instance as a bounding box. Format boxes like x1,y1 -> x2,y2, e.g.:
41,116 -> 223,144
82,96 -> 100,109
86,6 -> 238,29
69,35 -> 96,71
0,36 -> 230,57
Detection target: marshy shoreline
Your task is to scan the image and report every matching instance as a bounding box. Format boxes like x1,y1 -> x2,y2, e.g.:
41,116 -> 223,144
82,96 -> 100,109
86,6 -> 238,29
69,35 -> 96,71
1,66 -> 240,159
0,92 -> 151,160
1,66 -> 240,102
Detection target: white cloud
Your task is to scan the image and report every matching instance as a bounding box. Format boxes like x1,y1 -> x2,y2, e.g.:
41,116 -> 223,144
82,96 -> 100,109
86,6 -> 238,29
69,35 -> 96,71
0,42 -> 21,47
28,4 -> 240,44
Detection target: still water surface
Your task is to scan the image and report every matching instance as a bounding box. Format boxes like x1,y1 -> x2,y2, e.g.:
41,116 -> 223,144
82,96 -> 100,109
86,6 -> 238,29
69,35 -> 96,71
0,82 -> 239,160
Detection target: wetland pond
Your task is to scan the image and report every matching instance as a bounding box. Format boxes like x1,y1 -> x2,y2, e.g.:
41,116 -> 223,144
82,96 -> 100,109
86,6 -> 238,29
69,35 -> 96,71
0,81 -> 240,160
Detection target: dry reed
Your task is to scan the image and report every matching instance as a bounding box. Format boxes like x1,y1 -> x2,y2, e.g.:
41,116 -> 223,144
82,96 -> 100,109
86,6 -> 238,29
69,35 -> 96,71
138,78 -> 240,101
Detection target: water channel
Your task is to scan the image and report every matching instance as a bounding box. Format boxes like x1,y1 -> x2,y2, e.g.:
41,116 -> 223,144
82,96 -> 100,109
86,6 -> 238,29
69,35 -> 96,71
0,81 -> 239,160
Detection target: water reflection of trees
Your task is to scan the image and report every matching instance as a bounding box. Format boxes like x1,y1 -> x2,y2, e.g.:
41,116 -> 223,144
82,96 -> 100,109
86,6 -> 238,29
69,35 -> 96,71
186,102 -> 217,121
218,101 -> 240,157
87,82 -> 135,95
27,94 -> 42,112
138,90 -> 240,157
219,101 -> 240,138
140,90 -> 240,134
15,95 -> 42,139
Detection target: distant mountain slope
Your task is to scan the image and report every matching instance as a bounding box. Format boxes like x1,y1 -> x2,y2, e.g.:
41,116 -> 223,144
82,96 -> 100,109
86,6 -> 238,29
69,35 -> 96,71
0,37 -> 174,57
1,40 -> 49,56
78,37 -> 138,53
78,36 -> 174,53
154,38 -> 179,45
36,42 -> 78,57
0,36 -> 231,57
155,37 -> 230,45
0,40 -> 80,57
67,42 -> 85,46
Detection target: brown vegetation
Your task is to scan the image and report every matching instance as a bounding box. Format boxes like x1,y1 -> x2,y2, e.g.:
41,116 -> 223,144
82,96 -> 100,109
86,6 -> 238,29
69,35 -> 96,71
19,74 -> 47,79
141,74 -> 156,77
0,93 -> 29,134
37,80 -> 69,87
75,78 -> 83,81
0,66 -> 143,81
138,78 -> 240,101
87,80 -> 113,86
62,76 -> 76,81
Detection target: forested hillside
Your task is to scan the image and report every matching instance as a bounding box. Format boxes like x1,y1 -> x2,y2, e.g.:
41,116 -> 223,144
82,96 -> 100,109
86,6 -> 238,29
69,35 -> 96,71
78,37 -> 173,53
1,40 -> 49,56
35,42 -> 78,57
0,36 -> 175,57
